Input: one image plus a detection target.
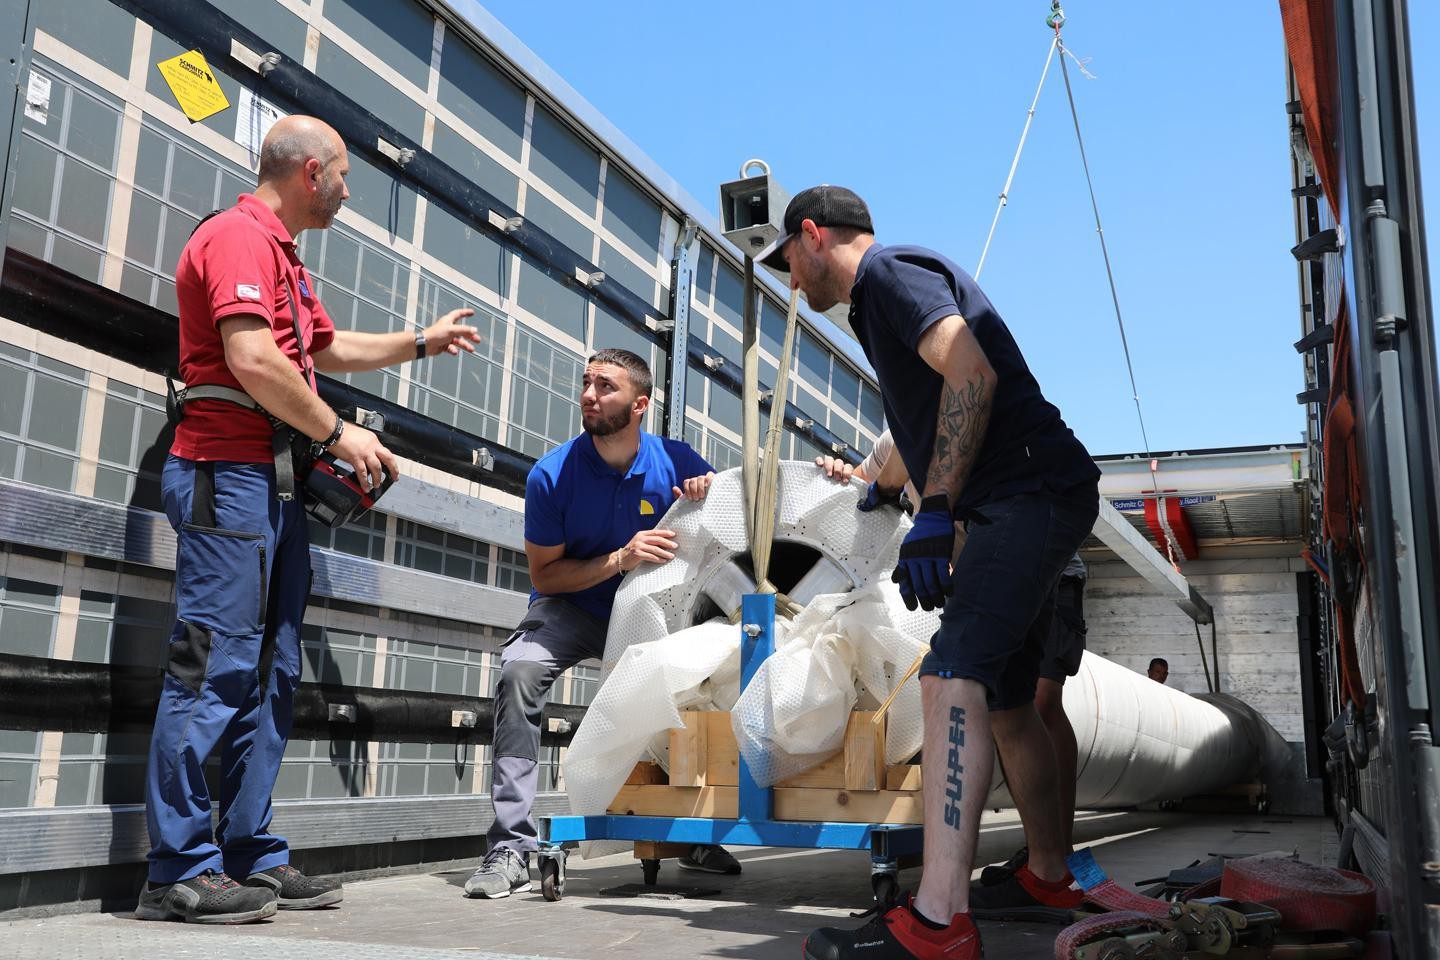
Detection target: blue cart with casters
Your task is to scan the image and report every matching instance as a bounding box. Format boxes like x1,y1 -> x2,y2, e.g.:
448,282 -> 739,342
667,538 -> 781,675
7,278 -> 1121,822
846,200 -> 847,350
536,592 -> 925,901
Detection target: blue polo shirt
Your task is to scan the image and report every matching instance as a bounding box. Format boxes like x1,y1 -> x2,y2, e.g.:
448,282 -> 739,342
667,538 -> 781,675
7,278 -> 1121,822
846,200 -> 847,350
524,431 -> 714,620
848,243 -> 1098,512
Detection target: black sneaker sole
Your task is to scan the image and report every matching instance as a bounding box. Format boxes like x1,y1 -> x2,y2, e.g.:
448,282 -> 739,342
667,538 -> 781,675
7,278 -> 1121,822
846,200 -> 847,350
277,888 -> 344,909
969,903 -> 1080,925
135,898 -> 278,924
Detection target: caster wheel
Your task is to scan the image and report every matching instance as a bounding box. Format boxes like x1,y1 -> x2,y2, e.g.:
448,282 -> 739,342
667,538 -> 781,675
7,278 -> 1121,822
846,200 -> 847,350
541,858 -> 564,901
871,873 -> 898,904
642,858 -> 660,886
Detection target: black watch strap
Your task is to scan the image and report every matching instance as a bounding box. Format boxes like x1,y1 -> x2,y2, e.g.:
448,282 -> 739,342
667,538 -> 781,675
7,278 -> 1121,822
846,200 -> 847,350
414,328 -> 426,360
313,413 -> 344,456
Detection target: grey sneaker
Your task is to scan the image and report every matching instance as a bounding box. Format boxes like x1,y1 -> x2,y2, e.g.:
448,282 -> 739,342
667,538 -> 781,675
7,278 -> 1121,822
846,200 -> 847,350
134,871 -> 277,924
244,863 -> 343,909
677,844 -> 742,875
463,848 -> 531,899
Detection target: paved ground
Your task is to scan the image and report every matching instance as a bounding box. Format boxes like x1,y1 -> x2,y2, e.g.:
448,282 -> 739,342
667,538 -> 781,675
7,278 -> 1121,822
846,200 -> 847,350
0,809 -> 1334,960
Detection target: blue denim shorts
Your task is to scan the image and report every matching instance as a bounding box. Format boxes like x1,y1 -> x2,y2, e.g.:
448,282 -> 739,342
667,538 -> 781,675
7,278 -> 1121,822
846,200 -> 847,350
918,483 -> 1099,710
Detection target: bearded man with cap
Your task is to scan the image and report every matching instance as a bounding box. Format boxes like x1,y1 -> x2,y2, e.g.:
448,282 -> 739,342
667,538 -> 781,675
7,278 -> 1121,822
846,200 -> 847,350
760,186 -> 1100,960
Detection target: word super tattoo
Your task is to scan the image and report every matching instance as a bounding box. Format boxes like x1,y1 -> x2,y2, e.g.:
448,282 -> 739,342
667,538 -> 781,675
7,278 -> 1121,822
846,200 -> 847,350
943,706 -> 966,829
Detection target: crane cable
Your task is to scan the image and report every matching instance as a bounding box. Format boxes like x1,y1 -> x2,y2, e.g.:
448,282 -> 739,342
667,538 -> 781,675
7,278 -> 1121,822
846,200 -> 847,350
976,3 -> 1163,509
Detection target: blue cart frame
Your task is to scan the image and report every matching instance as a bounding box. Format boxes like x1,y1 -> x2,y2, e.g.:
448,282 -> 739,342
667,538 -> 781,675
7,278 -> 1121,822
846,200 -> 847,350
536,593 -> 925,900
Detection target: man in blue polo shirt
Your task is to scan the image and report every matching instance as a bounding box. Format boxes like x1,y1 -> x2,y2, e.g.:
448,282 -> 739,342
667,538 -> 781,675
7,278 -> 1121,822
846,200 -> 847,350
760,187 -> 1100,960
464,348 -> 740,899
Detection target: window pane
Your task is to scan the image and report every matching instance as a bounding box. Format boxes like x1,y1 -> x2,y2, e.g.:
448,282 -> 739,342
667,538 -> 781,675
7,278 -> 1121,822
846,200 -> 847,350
29,376 -> 85,451
125,192 -> 163,268
342,150 -> 417,239
66,93 -> 120,170
421,201 -> 502,292
797,332 -> 830,392
528,106 -> 598,212
598,242 -> 654,306
431,120 -> 518,208
208,0 -> 307,63
437,38 -> 525,159
694,245 -> 715,304
13,136 -> 59,221
592,307 -> 651,361
33,0 -> 135,76
315,39 -> 423,143
49,234 -> 103,283
516,258 -> 585,344
523,190 -> 591,258
322,0 -> 433,89
831,362 -> 861,416
714,262 -> 744,327
98,396 -> 135,465
602,170 -> 661,257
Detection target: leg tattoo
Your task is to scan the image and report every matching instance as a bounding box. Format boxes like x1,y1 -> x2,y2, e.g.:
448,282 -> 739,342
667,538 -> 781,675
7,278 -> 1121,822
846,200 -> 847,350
944,706 -> 966,829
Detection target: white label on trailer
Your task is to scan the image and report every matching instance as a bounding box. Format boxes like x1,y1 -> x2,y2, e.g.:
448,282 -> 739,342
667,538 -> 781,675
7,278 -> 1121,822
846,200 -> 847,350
24,72 -> 51,124
235,87 -> 285,157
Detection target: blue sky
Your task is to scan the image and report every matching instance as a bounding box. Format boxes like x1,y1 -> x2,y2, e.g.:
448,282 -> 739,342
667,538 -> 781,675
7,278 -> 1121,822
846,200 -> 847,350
478,1 -> 1438,458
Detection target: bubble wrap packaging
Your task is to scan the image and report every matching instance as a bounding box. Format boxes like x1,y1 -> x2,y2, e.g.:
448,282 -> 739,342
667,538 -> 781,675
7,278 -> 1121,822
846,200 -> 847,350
561,462 -> 940,814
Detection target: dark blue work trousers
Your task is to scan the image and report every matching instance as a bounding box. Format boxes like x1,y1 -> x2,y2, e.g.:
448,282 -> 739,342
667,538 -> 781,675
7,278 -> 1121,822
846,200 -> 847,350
144,455 -> 310,884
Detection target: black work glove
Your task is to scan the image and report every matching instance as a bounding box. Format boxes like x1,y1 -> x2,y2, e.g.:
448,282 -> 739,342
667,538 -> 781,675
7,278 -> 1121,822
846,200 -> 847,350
891,495 -> 954,612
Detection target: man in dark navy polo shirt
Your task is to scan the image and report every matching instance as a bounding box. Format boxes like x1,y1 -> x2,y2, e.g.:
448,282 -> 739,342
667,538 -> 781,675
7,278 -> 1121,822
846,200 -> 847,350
760,186 -> 1100,960
464,348 -> 741,899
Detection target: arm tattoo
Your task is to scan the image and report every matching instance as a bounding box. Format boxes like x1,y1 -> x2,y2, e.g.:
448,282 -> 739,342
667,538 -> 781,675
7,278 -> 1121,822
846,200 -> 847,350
943,706 -> 966,829
925,374 -> 992,502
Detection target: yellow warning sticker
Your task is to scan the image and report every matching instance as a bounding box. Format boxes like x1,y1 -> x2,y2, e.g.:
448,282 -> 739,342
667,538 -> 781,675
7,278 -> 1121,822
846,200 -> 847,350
156,50 -> 230,123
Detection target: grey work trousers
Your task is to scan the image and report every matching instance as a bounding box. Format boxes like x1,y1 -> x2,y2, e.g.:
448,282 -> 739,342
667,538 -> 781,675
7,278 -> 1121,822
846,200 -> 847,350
487,596 -> 607,856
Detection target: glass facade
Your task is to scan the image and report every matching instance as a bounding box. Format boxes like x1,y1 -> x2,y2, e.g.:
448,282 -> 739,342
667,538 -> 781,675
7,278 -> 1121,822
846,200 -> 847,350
0,0 -> 882,818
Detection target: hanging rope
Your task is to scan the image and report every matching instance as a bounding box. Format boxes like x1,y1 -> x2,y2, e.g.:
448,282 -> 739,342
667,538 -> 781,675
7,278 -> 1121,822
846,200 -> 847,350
975,36 -> 1058,281
1053,17 -> 1159,494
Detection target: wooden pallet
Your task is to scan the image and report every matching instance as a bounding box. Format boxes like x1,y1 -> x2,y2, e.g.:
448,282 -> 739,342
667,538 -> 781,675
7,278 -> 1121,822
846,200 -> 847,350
608,710 -> 925,827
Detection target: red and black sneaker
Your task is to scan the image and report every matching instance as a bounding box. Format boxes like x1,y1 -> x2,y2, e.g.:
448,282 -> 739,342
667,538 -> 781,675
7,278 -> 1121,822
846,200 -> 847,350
967,864 -> 1083,924
977,845 -> 1028,887
803,893 -> 983,960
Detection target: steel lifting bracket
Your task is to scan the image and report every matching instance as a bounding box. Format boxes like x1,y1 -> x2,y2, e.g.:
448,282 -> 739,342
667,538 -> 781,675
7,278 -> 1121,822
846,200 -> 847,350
354,408 -> 386,432
473,446 -> 495,472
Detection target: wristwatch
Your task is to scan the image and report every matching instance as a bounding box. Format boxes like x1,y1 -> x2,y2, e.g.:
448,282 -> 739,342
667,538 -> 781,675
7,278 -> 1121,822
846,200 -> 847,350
311,413 -> 345,458
414,329 -> 427,360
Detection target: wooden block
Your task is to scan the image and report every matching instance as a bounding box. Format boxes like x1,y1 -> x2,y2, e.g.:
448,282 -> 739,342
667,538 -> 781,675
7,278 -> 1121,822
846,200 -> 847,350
843,712 -> 886,791
634,841 -> 693,860
703,711 -> 739,786
606,784 -> 925,825
625,761 -> 667,785
609,785 -> 733,819
669,712 -> 707,787
885,764 -> 922,791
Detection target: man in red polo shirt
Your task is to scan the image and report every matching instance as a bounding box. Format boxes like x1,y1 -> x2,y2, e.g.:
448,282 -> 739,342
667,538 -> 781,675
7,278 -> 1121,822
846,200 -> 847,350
138,115 -> 479,924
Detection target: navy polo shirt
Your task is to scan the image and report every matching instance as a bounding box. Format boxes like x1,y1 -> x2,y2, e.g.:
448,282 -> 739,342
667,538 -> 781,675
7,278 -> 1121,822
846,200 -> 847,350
848,243 -> 1098,512
524,431 -> 713,620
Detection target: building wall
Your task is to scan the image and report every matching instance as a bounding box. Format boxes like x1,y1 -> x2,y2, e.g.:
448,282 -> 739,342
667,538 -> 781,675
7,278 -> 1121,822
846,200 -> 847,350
1085,553 -> 1308,744
0,0 -> 881,835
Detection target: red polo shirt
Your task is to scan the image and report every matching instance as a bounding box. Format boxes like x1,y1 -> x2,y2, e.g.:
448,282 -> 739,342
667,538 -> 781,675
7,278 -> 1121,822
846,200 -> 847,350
170,194 -> 336,463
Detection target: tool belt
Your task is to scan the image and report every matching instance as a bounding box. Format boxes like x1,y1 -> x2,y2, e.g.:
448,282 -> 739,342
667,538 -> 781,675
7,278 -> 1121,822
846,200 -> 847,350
165,382 -> 393,528
164,381 -> 311,502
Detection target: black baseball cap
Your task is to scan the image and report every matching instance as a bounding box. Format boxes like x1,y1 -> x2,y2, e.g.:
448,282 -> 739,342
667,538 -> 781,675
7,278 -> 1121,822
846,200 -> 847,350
756,184 -> 874,271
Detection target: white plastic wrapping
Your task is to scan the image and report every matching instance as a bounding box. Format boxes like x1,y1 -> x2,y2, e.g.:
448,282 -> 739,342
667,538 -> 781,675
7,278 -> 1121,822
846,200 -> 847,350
562,462 -> 938,810
561,462 -> 1268,821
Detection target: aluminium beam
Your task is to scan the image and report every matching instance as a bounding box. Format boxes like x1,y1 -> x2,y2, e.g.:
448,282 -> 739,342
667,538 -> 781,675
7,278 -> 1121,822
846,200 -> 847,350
1092,496 -> 1214,625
